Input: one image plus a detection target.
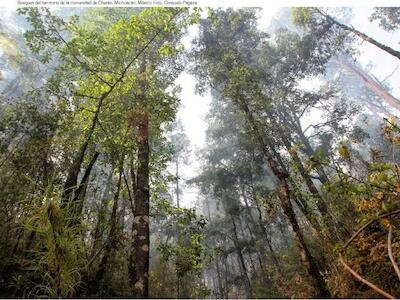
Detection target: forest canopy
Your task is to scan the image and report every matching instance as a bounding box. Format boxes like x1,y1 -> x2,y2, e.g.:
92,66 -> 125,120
0,5 -> 400,299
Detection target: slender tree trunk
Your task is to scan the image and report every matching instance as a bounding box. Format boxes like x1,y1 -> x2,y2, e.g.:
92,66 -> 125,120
223,254 -> 229,298
215,257 -> 224,298
229,213 -> 252,298
93,164 -> 123,293
269,140 -> 326,236
288,110 -> 329,184
62,91 -> 108,206
175,159 -> 180,208
318,9 -> 400,60
239,100 -> 331,297
280,134 -> 338,241
333,58 -> 400,113
73,151 -> 100,218
90,167 -> 113,261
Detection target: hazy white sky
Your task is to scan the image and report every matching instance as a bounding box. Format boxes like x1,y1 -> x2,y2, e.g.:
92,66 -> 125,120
175,7 -> 400,208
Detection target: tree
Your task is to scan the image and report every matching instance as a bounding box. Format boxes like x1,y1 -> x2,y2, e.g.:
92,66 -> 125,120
370,7 -> 400,32
1,7 -> 199,298
191,8 -> 332,297
169,120 -> 190,208
293,7 -> 400,60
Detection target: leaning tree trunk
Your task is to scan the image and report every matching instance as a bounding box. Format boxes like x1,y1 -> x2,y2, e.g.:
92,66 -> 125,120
333,58 -> 400,114
269,140 -> 326,236
62,91 -> 107,207
286,109 -> 329,184
239,100 -> 331,298
317,9 -> 400,60
73,151 -> 100,217
280,133 -> 339,242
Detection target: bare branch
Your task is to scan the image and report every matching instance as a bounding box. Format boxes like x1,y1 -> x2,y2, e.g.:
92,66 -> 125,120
342,209 -> 400,251
388,225 -> 400,281
381,65 -> 399,84
339,255 -> 395,299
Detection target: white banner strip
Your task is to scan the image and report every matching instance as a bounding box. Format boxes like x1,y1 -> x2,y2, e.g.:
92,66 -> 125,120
2,0 -> 400,9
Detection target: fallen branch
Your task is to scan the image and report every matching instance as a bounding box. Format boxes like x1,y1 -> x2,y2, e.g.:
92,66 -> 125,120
339,255 -> 395,299
342,209 -> 400,251
339,211 -> 400,298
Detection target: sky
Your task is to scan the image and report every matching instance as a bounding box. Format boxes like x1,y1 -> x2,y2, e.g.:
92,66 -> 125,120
175,7 -> 400,209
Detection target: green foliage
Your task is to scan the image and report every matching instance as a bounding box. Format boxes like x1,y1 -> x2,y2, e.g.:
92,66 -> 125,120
2,5 -> 400,299
157,203 -> 208,278
9,183 -> 84,298
292,7 -> 312,27
369,7 -> 400,32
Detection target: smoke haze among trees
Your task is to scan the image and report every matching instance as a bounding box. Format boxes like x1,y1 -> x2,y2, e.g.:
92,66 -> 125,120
1,5 -> 400,298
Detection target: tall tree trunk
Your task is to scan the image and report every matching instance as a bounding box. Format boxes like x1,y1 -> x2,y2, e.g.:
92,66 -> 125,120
333,58 -> 400,113
239,100 -> 331,297
93,164 -> 123,293
72,151 -> 100,218
229,213 -> 252,298
241,182 -> 282,271
130,109 -> 150,298
280,134 -> 338,241
90,167 -> 114,261
317,9 -> 400,60
269,140 -> 326,236
287,109 -> 329,184
175,159 -> 180,208
215,257 -> 225,298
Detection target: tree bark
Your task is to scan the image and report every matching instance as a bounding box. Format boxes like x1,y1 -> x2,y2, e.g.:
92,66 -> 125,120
130,109 -> 150,298
318,9 -> 400,60
239,100 -> 331,297
229,213 -> 252,298
333,58 -> 400,114
175,159 -> 180,208
90,167 -> 113,261
280,134 -> 338,241
73,151 -> 100,217
93,164 -> 122,293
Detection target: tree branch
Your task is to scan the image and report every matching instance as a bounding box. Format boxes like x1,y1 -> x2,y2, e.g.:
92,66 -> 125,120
339,255 -> 395,299
342,209 -> 400,251
388,225 -> 400,281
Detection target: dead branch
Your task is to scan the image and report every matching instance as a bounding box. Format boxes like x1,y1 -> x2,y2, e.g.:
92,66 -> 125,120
388,225 -> 400,281
342,209 -> 400,251
339,255 -> 395,299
